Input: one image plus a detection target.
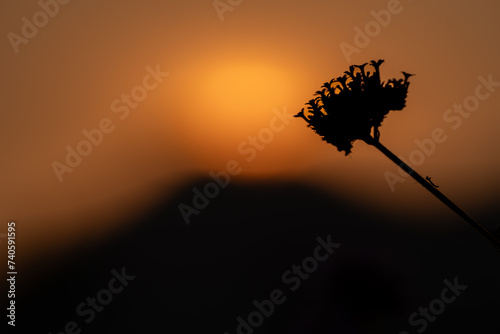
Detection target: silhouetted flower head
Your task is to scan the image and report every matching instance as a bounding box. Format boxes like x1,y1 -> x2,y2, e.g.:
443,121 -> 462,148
295,60 -> 412,155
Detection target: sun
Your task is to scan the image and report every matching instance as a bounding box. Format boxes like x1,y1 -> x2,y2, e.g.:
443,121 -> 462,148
175,60 -> 296,161
200,62 -> 294,131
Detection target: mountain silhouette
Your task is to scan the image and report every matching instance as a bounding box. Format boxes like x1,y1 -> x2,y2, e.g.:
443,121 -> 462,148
13,179 -> 500,333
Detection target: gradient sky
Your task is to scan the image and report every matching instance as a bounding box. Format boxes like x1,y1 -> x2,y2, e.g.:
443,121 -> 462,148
2,0 -> 500,263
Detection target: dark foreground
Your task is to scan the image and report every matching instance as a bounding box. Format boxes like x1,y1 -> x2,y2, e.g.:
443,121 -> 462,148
9,179 -> 500,333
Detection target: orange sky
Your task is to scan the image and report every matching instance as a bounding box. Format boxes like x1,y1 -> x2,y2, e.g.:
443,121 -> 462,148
1,0 -> 500,263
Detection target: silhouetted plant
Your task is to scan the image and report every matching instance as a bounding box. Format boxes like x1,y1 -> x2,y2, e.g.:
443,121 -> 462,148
295,60 -> 500,251
295,59 -> 412,154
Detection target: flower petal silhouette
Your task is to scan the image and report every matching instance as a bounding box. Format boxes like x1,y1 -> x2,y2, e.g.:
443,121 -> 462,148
294,60 -> 411,154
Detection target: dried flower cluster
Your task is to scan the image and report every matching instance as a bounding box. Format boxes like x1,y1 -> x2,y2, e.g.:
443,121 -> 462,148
295,60 -> 413,155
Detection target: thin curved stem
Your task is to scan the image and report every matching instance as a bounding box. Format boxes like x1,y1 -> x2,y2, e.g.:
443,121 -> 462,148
364,136 -> 500,252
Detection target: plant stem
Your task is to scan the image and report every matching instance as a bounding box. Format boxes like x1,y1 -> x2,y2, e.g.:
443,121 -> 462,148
364,136 -> 500,251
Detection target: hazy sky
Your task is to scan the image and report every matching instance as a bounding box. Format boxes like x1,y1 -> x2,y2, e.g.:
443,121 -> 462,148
2,0 -> 500,262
